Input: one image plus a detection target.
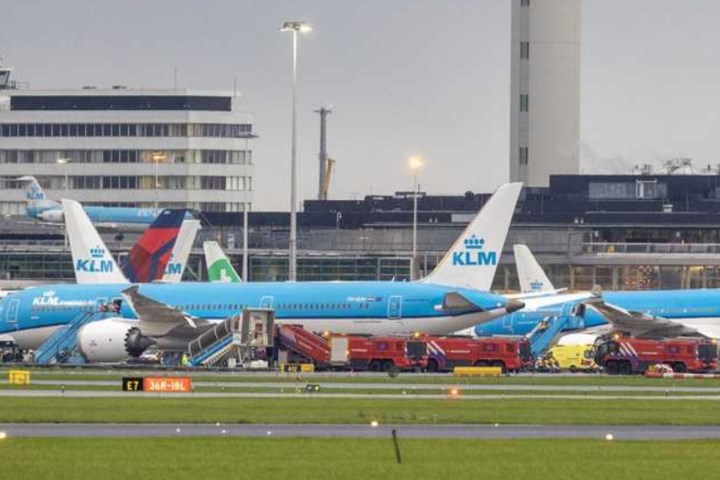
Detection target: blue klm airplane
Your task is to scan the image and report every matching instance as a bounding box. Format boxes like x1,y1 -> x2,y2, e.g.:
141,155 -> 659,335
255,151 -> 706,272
16,176 -> 163,229
474,245 -> 720,342
0,183 -> 525,362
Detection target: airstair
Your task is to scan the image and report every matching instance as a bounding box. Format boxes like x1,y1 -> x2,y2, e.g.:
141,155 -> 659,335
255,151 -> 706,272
277,325 -> 330,366
35,311 -> 99,364
526,303 -> 586,356
187,316 -> 240,367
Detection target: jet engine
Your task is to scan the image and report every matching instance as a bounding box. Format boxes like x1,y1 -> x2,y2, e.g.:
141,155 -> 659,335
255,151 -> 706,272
77,318 -> 155,363
38,209 -> 64,222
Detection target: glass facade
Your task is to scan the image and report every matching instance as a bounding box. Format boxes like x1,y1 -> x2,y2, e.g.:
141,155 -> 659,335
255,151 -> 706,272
0,122 -> 252,138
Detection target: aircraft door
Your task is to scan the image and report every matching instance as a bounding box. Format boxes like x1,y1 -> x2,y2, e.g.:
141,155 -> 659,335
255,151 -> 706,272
388,296 -> 402,319
260,296 -> 274,309
6,299 -> 19,328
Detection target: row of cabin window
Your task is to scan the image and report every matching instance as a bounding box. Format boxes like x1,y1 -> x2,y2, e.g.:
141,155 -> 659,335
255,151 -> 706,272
31,302 -> 375,313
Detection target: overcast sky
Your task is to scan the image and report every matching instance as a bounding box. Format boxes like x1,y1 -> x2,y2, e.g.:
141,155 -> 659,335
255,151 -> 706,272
3,0 -> 720,210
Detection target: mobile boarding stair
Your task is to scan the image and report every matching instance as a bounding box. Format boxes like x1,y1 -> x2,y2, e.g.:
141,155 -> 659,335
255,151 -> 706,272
187,315 -> 240,367
34,311 -> 105,364
187,308 -> 275,367
526,303 -> 586,357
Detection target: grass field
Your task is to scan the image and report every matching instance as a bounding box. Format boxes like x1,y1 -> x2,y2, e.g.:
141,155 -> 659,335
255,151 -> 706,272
2,437 -> 720,480
4,396 -> 720,425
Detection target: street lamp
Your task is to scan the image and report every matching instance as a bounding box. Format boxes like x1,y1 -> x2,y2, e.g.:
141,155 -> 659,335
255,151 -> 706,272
151,152 -> 166,210
281,20 -> 312,282
408,156 -> 424,280
56,157 -> 70,247
243,138 -> 250,282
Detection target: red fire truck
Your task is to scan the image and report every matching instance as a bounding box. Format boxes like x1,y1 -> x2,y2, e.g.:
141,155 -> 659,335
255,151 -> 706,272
594,337 -> 718,375
423,336 -> 533,373
329,336 -> 428,371
276,325 -> 427,371
276,325 -> 533,373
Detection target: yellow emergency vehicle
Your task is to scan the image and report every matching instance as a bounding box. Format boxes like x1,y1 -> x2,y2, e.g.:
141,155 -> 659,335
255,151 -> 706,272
544,344 -> 597,372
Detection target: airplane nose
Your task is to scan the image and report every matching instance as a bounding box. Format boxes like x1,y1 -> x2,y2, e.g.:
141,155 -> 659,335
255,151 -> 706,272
505,299 -> 525,313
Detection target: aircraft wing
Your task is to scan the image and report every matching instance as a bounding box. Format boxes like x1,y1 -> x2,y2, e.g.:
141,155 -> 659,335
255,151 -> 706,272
121,286 -> 211,337
505,288 -> 568,301
584,298 -> 704,339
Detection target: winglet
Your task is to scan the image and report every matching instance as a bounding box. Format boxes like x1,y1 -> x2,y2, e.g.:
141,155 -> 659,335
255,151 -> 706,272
62,199 -> 128,285
514,244 -> 555,293
420,182 -> 523,291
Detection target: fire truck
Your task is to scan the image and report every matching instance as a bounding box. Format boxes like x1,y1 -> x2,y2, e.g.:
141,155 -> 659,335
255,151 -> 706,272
594,337 -> 718,375
276,325 -> 533,373
423,336 -> 533,373
276,325 -> 427,371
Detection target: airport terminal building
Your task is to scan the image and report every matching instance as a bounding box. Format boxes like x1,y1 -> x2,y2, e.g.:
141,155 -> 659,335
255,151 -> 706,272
4,173 -> 720,292
0,87 -> 255,215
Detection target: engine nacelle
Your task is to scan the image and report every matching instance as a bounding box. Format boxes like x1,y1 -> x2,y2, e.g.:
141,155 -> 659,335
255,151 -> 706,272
39,209 -> 64,222
78,318 -> 153,363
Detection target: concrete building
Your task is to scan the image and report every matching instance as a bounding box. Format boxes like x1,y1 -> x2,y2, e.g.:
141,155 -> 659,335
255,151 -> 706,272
509,0 -> 581,187
0,86 -> 255,215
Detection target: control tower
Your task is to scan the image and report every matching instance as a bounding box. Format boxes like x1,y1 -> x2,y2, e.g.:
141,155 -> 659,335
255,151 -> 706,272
509,0 -> 581,187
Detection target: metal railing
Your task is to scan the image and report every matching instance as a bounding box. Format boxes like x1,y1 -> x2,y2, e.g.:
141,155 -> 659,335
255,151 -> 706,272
582,243 -> 720,255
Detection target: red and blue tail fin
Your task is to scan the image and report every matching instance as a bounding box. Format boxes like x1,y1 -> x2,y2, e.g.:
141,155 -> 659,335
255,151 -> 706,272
121,209 -> 189,283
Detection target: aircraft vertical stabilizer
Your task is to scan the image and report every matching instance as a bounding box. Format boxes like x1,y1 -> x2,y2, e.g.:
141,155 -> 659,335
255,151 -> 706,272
514,244 -> 555,293
203,241 -> 242,283
62,199 -> 128,284
420,182 -> 522,291
17,176 -> 59,218
121,210 -> 188,283
161,219 -> 201,283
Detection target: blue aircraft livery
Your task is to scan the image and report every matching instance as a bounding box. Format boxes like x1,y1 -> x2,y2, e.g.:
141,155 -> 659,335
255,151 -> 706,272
17,176 -> 164,228
474,289 -> 720,340
0,282 -> 516,362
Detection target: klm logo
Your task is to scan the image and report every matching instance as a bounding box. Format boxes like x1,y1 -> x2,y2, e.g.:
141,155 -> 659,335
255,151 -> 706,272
164,253 -> 182,275
165,263 -> 182,275
451,234 -> 497,266
26,185 -> 45,201
529,280 -> 544,291
76,246 -> 114,273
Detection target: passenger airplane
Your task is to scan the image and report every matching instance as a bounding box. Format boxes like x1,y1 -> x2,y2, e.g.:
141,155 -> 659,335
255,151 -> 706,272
15,176 -> 166,229
474,245 -> 720,341
0,183 -> 525,362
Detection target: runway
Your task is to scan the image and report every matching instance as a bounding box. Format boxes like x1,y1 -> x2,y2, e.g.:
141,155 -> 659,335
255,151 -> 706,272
2,389 -> 720,400
2,423 -> 720,439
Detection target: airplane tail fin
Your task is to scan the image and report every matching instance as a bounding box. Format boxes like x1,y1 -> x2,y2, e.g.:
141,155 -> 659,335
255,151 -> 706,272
203,241 -> 242,283
62,199 -> 128,284
419,182 -> 523,291
121,209 -> 190,283
161,219 -> 202,283
514,244 -> 555,293
17,176 -> 59,216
